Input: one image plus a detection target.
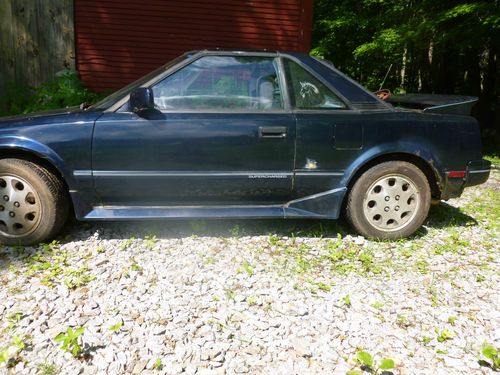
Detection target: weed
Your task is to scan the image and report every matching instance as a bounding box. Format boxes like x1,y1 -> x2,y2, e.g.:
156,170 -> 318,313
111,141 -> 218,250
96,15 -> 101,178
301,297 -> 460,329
241,261 -> 254,277
63,264 -> 96,289
153,358 -> 163,370
119,237 -> 135,251
246,296 -> 257,306
315,281 -> 331,292
204,256 -> 216,265
108,322 -> 123,332
54,326 -> 85,358
342,294 -> 351,308
24,242 -> 95,289
428,285 -> 438,307
414,258 -> 429,274
371,301 -> 384,310
230,224 -> 245,236
144,235 -> 158,251
130,259 -> 143,273
7,311 -> 23,324
447,316 -> 457,326
396,314 -> 410,328
422,336 -> 431,345
480,342 -> 499,370
0,335 -> 29,367
37,362 -> 58,375
348,350 -> 395,374
436,328 -> 455,342
224,288 -> 236,302
268,234 -> 283,247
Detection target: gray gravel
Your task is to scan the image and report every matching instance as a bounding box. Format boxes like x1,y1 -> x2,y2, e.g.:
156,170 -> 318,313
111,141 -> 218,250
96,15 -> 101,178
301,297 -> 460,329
0,170 -> 499,374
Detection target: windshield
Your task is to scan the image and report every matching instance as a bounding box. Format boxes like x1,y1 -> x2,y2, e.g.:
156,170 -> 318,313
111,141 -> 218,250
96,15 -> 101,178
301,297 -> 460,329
91,53 -> 192,110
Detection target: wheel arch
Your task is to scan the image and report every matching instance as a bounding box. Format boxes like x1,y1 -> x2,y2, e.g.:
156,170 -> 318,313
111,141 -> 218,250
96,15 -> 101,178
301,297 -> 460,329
343,151 -> 443,205
0,142 -> 74,192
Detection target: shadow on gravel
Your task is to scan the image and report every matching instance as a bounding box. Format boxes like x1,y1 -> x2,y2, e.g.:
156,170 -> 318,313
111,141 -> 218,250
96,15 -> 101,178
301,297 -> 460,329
59,217 -> 352,242
58,201 -> 476,242
425,202 -> 477,229
0,201 -> 478,270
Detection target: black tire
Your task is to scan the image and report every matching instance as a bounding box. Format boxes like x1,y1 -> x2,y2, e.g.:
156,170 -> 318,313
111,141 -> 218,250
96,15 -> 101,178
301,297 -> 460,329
0,159 -> 69,246
345,161 -> 431,239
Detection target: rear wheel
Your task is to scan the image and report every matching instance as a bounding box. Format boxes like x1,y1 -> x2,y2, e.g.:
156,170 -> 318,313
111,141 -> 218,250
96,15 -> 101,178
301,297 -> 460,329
0,159 -> 69,245
345,161 -> 431,239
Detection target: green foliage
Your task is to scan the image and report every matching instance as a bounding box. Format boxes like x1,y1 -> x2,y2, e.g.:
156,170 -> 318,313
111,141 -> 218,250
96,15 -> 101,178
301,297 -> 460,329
54,326 -> 85,358
312,0 -> 499,139
379,358 -> 396,370
24,241 -> 95,289
37,362 -> 58,375
481,342 -> 500,370
1,71 -> 104,116
356,351 -> 373,367
352,350 -> 395,373
0,335 -> 28,367
240,261 -> 255,276
436,328 -> 455,342
342,294 -> 351,307
108,322 -> 123,332
152,358 -> 163,370
143,235 -> 158,251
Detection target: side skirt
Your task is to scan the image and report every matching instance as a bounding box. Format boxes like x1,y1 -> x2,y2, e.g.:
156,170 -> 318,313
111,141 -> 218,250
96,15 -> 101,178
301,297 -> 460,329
80,188 -> 347,220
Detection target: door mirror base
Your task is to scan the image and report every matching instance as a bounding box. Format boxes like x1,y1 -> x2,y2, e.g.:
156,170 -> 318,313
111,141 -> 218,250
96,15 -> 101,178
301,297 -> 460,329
130,87 -> 154,112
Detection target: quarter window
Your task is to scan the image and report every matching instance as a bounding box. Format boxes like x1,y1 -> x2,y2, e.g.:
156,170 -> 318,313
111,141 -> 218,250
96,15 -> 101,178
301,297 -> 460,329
284,59 -> 346,109
152,56 -> 283,110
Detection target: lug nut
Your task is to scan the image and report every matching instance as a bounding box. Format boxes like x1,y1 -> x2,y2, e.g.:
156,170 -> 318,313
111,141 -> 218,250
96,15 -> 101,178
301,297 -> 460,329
395,206 -> 400,211
385,196 -> 390,201
384,207 -> 390,212
9,212 -> 15,217
0,205 -> 3,211
3,195 -> 8,201
395,195 -> 400,200
14,202 -> 20,208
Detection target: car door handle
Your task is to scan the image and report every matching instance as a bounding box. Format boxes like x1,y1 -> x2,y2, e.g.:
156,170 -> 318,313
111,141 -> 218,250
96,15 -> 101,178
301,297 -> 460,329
258,126 -> 287,138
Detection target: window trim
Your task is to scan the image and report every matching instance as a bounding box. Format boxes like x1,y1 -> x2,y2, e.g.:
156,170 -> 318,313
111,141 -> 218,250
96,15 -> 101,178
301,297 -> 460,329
279,55 -> 354,112
145,54 -> 290,114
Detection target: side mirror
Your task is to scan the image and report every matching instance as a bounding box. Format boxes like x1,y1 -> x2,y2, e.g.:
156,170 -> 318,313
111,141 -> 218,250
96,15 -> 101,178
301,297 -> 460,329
130,87 -> 154,112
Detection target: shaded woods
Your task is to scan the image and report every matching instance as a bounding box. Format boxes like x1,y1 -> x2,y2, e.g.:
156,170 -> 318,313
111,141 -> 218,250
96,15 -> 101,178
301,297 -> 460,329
312,0 -> 499,152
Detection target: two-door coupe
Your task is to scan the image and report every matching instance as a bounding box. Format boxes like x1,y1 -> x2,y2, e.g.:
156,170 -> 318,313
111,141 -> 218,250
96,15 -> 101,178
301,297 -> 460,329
0,50 -> 491,245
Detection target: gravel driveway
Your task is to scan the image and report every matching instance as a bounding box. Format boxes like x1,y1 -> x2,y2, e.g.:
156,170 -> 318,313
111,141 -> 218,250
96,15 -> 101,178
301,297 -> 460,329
1,168 -> 499,375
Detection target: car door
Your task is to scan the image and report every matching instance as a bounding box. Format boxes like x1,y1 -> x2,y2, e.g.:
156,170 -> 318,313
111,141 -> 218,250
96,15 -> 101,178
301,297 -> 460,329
92,55 -> 296,205
282,58 -> 365,198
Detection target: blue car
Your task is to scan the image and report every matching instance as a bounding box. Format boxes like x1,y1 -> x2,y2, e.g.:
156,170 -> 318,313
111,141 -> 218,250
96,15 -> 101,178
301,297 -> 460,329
0,50 -> 491,245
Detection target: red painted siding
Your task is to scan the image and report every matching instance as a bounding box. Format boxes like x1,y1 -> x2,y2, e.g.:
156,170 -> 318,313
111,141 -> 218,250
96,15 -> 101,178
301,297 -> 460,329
74,0 -> 313,91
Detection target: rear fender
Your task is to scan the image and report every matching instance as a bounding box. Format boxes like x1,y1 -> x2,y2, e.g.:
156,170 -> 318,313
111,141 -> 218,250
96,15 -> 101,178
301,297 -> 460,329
341,141 -> 445,189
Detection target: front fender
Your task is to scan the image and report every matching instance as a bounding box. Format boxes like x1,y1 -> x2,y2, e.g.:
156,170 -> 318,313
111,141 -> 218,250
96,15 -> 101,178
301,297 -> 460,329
0,136 -> 76,188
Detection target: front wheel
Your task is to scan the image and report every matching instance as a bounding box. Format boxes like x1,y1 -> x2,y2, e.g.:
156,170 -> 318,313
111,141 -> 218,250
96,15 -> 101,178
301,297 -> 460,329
345,161 -> 431,239
0,159 -> 69,246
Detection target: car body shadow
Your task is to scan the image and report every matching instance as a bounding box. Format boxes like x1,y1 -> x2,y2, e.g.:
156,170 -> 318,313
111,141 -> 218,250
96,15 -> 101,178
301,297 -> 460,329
425,202 -> 477,229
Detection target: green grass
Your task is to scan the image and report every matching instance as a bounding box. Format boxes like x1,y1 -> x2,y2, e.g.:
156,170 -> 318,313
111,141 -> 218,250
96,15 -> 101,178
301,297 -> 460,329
485,154 -> 500,166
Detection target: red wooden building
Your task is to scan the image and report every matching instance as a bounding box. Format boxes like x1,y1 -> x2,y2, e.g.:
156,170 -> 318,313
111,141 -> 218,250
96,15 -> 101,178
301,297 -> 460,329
74,0 -> 314,92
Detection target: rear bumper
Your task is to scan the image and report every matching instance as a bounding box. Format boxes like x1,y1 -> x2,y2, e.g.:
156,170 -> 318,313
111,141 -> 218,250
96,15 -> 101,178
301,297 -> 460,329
441,159 -> 491,199
464,159 -> 491,187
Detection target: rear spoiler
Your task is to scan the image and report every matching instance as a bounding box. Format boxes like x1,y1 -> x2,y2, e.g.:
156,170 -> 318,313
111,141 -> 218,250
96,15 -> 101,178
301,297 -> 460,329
387,94 -> 478,115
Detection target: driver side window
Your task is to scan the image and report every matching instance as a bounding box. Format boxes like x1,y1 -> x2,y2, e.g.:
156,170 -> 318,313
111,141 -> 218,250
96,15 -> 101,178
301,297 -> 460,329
152,56 -> 283,111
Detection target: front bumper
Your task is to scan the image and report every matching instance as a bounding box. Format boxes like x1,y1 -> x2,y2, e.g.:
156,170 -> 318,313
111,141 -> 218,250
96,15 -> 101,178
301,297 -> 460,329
441,159 -> 491,200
